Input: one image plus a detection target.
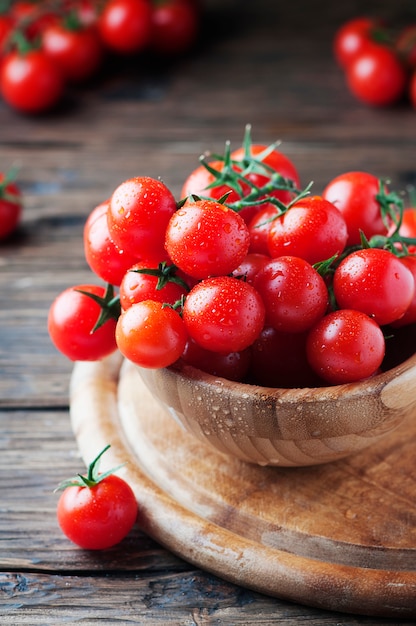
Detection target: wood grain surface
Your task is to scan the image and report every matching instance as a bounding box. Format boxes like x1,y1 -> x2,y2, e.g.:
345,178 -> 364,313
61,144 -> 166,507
1,0 -> 416,623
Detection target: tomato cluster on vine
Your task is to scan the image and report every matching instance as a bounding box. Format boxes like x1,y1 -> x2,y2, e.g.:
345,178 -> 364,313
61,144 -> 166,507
0,0 -> 200,114
48,126 -> 416,388
334,16 -> 416,107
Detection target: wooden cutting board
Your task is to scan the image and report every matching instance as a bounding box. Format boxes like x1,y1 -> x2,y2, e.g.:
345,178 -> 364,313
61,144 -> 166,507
70,353 -> 416,619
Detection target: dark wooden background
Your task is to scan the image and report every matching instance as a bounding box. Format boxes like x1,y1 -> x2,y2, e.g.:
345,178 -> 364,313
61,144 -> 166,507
1,0 -> 415,623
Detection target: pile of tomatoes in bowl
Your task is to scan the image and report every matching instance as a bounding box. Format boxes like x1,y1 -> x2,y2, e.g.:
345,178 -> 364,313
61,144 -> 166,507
334,15 -> 416,107
48,125 -> 416,389
0,0 -> 201,114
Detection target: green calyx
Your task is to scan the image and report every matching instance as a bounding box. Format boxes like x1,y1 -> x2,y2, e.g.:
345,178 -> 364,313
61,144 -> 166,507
75,283 -> 121,333
55,444 -> 126,491
130,261 -> 190,292
194,124 -> 304,213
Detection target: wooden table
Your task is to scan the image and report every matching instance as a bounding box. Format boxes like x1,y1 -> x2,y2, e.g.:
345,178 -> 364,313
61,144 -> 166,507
1,1 -> 415,623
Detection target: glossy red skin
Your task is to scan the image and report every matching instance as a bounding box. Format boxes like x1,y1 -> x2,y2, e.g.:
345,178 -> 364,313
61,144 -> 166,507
42,22 -> 103,83
391,255 -> 416,327
183,276 -> 265,353
119,261 -> 188,310
247,205 -> 279,255
0,49 -> 64,114
83,201 -> 140,286
48,285 -> 118,361
57,474 -> 138,550
346,44 -> 407,107
150,0 -> 198,55
306,309 -> 385,385
0,177 -> 22,239
116,300 -> 188,368
267,195 -> 348,265
253,256 -> 329,334
165,199 -> 250,280
181,338 -> 251,382
107,176 -> 176,261
231,253 -> 270,285
333,17 -> 380,68
249,327 -> 321,388
333,248 -> 415,326
322,171 -> 388,246
98,0 -> 152,54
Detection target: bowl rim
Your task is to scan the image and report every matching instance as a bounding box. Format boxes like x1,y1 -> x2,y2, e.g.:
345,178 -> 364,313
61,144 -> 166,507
165,349 -> 416,399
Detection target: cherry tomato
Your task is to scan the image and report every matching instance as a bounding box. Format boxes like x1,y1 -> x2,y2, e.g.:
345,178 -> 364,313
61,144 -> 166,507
183,276 -> 265,353
247,205 -> 279,255
391,255 -> 416,327
116,299 -> 188,368
346,43 -> 407,107
0,15 -> 14,57
0,172 -> 22,239
11,1 -> 58,41
333,16 -> 382,68
98,0 -> 152,54
119,261 -> 188,310
150,0 -> 198,55
107,176 -> 176,262
306,309 -> 385,385
42,21 -> 104,83
0,49 -> 64,114
48,284 -> 118,361
267,195 -> 348,264
56,445 -> 138,550
231,253 -> 270,285
84,200 -> 140,286
181,338 -> 251,382
333,248 -> 415,326
253,256 -> 329,333
165,198 -> 250,279
322,171 -> 388,246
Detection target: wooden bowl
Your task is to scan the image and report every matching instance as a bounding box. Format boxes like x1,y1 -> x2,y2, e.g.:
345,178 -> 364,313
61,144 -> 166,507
136,349 -> 416,467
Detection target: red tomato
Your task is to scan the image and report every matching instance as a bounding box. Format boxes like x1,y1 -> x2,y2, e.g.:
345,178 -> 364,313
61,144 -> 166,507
98,0 -> 152,54
247,205 -> 279,255
333,248 -> 415,326
42,22 -> 104,83
56,445 -> 138,550
253,256 -> 329,333
48,284 -> 118,361
0,49 -> 64,114
150,0 -> 198,55
267,195 -> 348,264
231,253 -> 270,285
391,255 -> 416,327
181,338 -> 251,382
83,200 -> 140,286
116,299 -> 188,368
322,171 -> 388,246
107,176 -> 177,261
333,17 -> 381,68
183,276 -> 265,353
306,309 -> 385,385
346,44 -> 407,107
165,198 -> 250,279
119,261 -> 188,310
0,172 -> 22,239
11,1 -> 58,41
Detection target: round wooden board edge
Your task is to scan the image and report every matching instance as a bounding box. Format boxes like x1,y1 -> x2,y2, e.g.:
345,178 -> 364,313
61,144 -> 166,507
69,354 -> 416,619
